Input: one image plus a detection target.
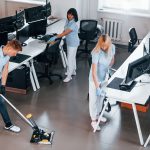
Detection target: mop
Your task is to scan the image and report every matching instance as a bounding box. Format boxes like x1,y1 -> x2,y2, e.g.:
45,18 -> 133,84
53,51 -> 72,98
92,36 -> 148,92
0,94 -> 55,145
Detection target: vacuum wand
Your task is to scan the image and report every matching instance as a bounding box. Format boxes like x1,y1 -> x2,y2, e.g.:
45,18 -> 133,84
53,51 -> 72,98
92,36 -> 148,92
0,94 -> 33,128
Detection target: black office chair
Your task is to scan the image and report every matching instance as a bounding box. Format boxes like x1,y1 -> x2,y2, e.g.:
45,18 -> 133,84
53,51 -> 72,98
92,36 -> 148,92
78,20 -> 98,55
128,27 -> 141,53
35,39 -> 62,84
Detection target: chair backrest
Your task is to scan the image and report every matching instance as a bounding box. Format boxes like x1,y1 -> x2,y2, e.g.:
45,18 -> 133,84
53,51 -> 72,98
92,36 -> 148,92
46,39 -> 61,64
79,20 -> 98,40
80,20 -> 98,33
129,27 -> 138,45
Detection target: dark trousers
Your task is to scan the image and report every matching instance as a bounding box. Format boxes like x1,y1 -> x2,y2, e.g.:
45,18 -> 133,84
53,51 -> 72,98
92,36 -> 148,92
0,81 -> 12,126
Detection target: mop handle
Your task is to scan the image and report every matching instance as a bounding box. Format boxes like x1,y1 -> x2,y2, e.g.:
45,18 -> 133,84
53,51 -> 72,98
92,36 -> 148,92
26,114 -> 38,129
0,94 -> 34,128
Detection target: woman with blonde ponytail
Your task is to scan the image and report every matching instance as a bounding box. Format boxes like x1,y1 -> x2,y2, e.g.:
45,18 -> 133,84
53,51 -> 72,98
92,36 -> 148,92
89,34 -> 115,131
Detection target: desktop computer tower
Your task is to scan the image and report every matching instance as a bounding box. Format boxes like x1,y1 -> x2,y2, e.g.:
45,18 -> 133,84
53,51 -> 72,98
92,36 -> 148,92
6,65 -> 30,94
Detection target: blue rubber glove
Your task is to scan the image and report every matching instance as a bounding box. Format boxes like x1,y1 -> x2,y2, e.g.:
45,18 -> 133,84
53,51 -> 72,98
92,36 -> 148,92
48,36 -> 57,42
96,87 -> 102,96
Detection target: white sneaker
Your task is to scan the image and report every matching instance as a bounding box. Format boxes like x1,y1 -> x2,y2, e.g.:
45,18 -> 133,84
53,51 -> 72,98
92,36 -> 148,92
101,116 -> 107,123
96,116 -> 107,123
91,122 -> 101,131
5,125 -> 21,133
63,76 -> 72,82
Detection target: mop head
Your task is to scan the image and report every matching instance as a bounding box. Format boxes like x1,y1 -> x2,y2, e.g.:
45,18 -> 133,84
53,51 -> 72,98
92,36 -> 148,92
26,114 -> 55,145
30,129 -> 55,144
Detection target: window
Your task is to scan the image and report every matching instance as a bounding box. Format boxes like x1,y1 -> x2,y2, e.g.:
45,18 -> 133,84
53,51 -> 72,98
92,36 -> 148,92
98,0 -> 150,15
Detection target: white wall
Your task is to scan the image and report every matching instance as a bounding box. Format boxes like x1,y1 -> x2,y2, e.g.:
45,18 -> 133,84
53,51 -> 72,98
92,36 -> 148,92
97,12 -> 149,45
5,1 -> 41,16
50,0 -> 81,19
0,0 -> 6,17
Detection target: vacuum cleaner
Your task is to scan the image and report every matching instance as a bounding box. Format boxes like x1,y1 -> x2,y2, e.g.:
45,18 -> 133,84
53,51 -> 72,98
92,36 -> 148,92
0,94 -> 55,145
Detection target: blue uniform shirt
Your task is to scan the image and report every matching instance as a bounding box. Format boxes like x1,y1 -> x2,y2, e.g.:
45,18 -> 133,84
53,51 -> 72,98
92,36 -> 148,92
0,46 -> 10,79
89,44 -> 115,82
64,19 -> 79,47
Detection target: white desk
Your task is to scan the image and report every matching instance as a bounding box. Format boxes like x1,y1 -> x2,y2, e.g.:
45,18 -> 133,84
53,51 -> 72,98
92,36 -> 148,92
8,19 -> 66,91
94,33 -> 150,146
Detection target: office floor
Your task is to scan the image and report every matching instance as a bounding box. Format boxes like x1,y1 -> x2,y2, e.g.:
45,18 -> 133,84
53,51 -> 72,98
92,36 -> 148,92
1,45 -> 150,150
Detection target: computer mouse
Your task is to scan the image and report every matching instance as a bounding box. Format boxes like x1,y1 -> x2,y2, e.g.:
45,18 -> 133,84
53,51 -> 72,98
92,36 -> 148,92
119,85 -> 128,91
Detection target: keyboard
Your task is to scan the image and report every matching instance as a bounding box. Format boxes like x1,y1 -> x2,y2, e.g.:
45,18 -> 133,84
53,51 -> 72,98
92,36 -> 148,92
8,33 -> 16,41
10,53 -> 31,63
38,34 -> 56,42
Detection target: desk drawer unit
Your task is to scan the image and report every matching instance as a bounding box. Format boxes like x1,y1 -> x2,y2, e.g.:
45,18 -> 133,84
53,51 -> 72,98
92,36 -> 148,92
6,65 -> 30,94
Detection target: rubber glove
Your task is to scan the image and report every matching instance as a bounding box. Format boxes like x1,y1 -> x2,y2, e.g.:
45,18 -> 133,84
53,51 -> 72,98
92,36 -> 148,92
96,87 -> 102,96
48,36 -> 57,42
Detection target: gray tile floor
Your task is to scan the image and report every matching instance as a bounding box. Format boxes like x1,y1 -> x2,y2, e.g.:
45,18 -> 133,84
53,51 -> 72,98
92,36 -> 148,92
1,45 -> 150,150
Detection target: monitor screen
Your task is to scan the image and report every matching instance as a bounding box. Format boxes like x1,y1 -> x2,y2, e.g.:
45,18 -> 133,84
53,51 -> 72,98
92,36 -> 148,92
0,16 -> 16,33
16,25 -> 29,46
0,31 -> 8,46
28,19 -> 47,38
43,2 -> 51,17
24,5 -> 45,23
15,10 -> 25,30
125,54 -> 150,84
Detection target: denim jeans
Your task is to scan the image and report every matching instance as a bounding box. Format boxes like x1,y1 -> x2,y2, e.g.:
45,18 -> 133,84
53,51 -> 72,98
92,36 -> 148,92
0,80 -> 12,126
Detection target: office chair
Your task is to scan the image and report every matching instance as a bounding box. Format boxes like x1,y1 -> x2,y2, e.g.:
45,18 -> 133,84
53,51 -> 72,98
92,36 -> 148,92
35,39 -> 62,84
78,20 -> 98,56
128,27 -> 141,53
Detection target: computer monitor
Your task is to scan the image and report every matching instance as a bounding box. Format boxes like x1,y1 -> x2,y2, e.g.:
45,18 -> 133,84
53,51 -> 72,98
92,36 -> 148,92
24,5 -> 45,23
28,19 -> 47,38
15,10 -> 25,30
43,2 -> 51,17
0,16 -> 16,33
0,31 -> 8,46
16,25 -> 29,46
120,54 -> 150,89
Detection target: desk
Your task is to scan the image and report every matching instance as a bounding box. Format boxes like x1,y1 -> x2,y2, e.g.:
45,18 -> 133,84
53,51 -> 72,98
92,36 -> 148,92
8,19 -> 66,91
94,33 -> 150,146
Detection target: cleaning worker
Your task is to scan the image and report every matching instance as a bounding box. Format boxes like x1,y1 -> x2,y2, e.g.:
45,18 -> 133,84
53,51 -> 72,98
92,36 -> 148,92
48,8 -> 79,82
0,40 -> 22,133
89,35 -> 115,131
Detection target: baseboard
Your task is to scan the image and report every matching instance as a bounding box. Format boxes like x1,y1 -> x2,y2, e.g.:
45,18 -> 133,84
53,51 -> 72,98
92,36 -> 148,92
6,87 -> 27,94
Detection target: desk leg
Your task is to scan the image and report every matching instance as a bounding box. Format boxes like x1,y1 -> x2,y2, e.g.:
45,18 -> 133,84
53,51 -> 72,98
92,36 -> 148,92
29,69 -> 36,91
93,99 -> 109,132
29,60 -> 40,89
132,103 -> 144,145
60,50 -> 66,68
60,49 -> 68,68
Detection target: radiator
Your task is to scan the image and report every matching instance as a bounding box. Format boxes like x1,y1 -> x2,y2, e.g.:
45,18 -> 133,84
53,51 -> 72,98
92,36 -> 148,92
102,18 -> 122,41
